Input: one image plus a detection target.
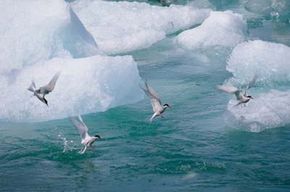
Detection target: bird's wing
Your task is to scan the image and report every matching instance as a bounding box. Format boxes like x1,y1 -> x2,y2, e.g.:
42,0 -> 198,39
217,85 -> 238,94
217,85 -> 241,100
70,115 -> 89,140
141,82 -> 161,102
43,72 -> 61,92
34,92 -> 48,106
141,82 -> 163,112
246,74 -> 257,90
150,98 -> 163,113
234,90 -> 243,100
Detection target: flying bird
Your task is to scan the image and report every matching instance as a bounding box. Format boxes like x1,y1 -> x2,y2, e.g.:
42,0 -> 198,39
70,115 -> 101,154
217,75 -> 257,106
27,72 -> 60,106
217,85 -> 253,106
140,81 -> 171,122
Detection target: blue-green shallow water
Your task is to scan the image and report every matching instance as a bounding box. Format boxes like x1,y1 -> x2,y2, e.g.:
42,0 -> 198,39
2,1 -> 290,192
2,46 -> 290,191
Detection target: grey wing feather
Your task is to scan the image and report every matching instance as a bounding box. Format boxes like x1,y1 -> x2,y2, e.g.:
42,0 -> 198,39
143,82 -> 161,102
150,98 -> 163,113
44,72 -> 61,92
246,74 -> 257,90
217,85 -> 238,94
70,115 -> 89,140
217,85 -> 241,100
234,90 -> 243,100
141,82 -> 163,112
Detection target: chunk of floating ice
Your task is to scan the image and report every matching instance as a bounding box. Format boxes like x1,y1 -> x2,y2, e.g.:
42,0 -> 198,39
72,0 -> 210,54
0,0 -> 99,74
227,90 -> 290,132
227,40 -> 290,85
176,11 -> 246,49
0,55 -> 143,122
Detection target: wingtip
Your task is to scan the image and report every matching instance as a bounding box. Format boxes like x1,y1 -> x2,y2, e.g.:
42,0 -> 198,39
216,85 -> 223,90
139,80 -> 148,92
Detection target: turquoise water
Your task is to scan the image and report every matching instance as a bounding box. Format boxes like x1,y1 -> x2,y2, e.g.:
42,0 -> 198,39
1,0 -> 290,191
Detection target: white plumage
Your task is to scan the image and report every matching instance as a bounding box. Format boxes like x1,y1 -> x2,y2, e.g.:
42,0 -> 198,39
141,81 -> 170,122
70,115 -> 101,154
27,72 -> 61,106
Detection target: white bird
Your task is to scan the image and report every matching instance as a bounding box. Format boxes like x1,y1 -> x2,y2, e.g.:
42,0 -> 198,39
140,81 -> 171,122
70,115 -> 101,154
217,75 -> 257,106
27,72 -> 61,106
217,84 -> 253,106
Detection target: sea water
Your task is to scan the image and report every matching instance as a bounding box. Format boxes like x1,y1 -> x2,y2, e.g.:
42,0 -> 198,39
1,0 -> 290,191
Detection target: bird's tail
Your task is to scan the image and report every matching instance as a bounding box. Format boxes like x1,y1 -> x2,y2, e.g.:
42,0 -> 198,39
149,112 -> 158,122
27,81 -> 36,92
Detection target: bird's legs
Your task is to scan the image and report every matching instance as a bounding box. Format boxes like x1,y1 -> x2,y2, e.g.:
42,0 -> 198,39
79,145 -> 87,154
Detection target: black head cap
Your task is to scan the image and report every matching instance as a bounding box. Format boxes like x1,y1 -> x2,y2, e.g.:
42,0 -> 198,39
163,103 -> 171,108
95,134 -> 101,139
248,96 -> 254,99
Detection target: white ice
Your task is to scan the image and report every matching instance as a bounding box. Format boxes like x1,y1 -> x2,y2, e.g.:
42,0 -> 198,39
0,0 -> 99,75
72,0 -> 210,54
176,11 -> 246,50
0,0 -> 144,122
227,40 -> 290,85
0,55 -> 143,121
227,90 -> 290,132
225,40 -> 290,131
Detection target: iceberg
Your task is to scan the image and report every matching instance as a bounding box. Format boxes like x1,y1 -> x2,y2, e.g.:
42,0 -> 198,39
0,0 -> 99,75
227,40 -> 290,85
72,0 -> 210,54
176,11 -> 246,49
0,0 -> 144,122
227,90 -> 290,132
0,55 -> 143,122
225,40 -> 290,131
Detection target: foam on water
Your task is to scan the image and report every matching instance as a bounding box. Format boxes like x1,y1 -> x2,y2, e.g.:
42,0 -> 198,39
243,0 -> 290,20
227,40 -> 290,85
0,55 -> 143,122
176,11 -> 246,49
72,0 -> 210,54
0,0 -> 99,74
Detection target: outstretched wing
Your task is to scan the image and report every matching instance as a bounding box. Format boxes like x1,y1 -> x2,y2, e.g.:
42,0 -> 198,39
150,97 -> 163,113
246,74 -> 257,90
70,115 -> 89,140
217,85 -> 241,100
43,72 -> 61,92
141,81 -> 163,112
27,81 -> 36,92
142,82 -> 161,101
217,85 -> 238,93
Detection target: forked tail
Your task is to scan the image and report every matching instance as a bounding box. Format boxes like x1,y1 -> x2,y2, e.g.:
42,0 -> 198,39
27,81 -> 36,92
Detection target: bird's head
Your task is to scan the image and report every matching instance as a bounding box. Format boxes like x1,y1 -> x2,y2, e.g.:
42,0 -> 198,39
163,103 -> 171,109
247,95 -> 254,99
94,134 -> 101,140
